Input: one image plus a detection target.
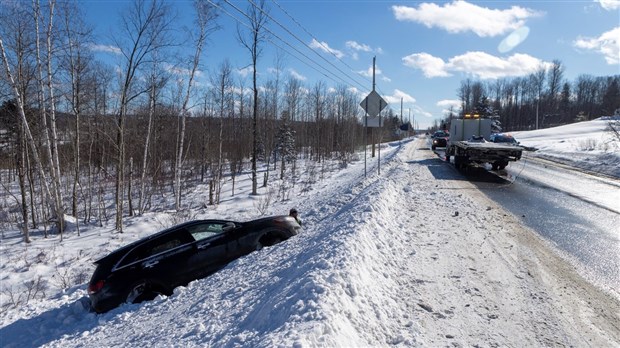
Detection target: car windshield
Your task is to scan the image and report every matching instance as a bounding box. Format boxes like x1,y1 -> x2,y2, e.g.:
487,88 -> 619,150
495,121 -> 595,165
493,135 -> 517,143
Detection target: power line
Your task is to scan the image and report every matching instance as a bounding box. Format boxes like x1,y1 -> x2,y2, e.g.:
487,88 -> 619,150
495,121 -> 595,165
211,0 -> 353,87
251,0 -> 372,92
223,0 -> 370,93
270,0 -> 379,92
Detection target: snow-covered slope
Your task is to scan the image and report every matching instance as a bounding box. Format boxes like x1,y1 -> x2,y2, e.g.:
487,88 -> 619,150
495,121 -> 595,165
513,117 -> 620,177
1,120 -> 619,347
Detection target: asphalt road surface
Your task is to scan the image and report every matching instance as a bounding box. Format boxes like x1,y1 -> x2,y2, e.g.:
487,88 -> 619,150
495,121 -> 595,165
434,147 -> 620,294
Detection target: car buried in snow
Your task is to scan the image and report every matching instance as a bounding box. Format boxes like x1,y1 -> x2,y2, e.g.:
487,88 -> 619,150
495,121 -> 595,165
87,216 -> 301,313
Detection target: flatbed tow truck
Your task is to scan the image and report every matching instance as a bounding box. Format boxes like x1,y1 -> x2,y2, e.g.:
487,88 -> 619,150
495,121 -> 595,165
445,116 -> 525,170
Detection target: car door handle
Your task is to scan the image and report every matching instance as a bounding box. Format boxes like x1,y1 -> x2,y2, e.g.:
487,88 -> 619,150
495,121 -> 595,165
143,260 -> 159,268
197,242 -> 211,249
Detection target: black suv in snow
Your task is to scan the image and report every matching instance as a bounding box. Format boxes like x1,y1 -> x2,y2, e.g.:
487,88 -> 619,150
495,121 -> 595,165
88,216 -> 301,313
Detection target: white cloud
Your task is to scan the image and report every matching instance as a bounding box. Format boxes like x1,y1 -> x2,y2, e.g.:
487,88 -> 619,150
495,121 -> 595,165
392,1 -> 542,37
384,89 -> 416,105
345,41 -> 383,60
357,66 -> 382,78
288,68 -> 307,81
403,51 -> 553,79
448,51 -> 551,79
309,39 -> 344,59
573,27 -> 620,65
164,63 -> 203,78
346,41 -> 372,52
437,99 -> 461,109
356,65 -> 391,83
347,87 -> 364,98
437,99 -> 462,114
402,53 -> 450,78
88,43 -> 121,55
596,0 -> 620,10
236,67 -> 253,78
412,105 -> 434,119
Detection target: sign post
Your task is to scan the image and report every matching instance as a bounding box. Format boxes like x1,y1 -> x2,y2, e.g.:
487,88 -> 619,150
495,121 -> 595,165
360,61 -> 387,176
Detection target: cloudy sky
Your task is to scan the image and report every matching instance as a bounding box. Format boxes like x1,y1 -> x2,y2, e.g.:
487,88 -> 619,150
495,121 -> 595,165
86,0 -> 619,129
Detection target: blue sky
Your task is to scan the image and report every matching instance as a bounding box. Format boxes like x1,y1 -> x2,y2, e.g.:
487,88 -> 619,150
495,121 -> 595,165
85,0 -> 620,129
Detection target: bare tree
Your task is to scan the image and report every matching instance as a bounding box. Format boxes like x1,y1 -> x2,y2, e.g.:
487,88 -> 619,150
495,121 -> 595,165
138,62 -> 168,214
113,0 -> 174,231
32,0 -> 66,237
210,60 -> 233,204
59,0 -> 93,236
173,0 -> 218,211
531,65 -> 547,129
1,39 -> 55,242
237,0 -> 269,196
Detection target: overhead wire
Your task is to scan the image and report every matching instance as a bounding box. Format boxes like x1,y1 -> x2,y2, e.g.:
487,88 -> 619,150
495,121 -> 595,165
222,0 -> 372,93
208,0 -> 346,87
270,0 -> 390,98
209,0 -> 394,113
256,0 -> 374,93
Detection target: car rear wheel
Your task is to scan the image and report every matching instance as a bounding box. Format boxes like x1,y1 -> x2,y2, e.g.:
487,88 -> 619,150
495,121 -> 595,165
126,281 -> 163,304
256,233 -> 284,250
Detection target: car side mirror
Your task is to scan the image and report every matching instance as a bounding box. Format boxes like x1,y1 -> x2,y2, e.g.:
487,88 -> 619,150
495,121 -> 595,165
223,222 -> 236,232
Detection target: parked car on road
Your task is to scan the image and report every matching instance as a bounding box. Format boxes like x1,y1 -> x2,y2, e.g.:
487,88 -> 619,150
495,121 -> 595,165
431,130 -> 450,150
490,133 -> 519,145
88,216 -> 301,313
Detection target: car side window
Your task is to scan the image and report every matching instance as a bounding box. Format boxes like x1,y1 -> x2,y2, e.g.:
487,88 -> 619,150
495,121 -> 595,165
149,239 -> 182,256
187,222 -> 228,241
117,230 -> 191,267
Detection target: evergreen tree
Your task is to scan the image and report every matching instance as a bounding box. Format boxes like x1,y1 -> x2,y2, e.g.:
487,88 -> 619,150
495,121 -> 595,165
275,110 -> 296,174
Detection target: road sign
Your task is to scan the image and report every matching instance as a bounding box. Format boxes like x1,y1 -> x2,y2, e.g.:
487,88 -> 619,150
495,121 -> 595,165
360,90 -> 387,118
365,116 -> 384,127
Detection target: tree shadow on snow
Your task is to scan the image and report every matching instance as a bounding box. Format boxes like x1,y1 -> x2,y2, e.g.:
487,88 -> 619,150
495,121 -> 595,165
0,297 -> 101,347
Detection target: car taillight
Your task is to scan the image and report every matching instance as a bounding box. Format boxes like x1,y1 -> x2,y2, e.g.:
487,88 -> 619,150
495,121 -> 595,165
88,280 -> 105,294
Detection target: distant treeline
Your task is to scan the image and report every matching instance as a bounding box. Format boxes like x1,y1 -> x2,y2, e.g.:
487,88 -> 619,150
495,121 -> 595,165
439,61 -> 619,131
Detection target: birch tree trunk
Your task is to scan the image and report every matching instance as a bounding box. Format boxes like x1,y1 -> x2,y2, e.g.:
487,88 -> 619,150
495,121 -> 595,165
174,0 -> 218,210
139,76 -> 157,214
0,38 -> 56,239
237,0 -> 268,196
114,0 -> 174,231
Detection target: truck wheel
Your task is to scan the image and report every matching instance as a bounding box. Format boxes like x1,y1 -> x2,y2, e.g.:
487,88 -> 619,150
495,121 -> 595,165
454,156 -> 465,170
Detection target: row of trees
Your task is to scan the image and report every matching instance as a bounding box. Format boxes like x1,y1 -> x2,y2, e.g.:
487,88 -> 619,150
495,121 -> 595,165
444,60 -> 620,130
2,1 -> 617,244
1,0 -> 398,243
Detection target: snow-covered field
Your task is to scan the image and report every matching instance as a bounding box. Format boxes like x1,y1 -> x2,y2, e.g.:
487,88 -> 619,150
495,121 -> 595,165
1,118 -> 619,347
512,117 -> 620,178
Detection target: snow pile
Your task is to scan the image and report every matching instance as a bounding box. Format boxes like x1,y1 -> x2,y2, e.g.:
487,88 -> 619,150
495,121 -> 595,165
513,117 -> 620,177
1,120 -> 619,347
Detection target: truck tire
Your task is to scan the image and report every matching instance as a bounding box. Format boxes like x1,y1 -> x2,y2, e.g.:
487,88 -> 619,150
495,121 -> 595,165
454,155 -> 468,170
